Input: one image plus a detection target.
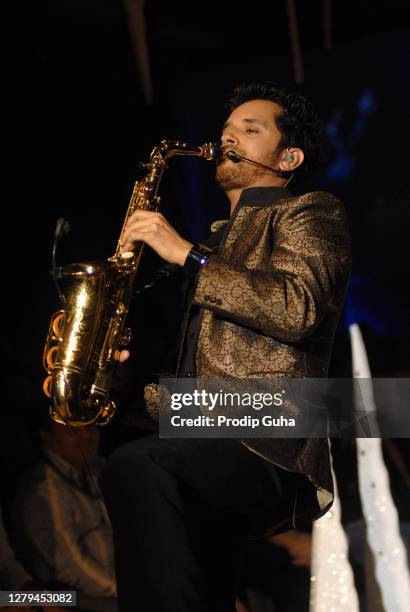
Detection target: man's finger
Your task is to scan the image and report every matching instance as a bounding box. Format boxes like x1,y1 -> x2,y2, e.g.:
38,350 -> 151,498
117,350 -> 130,363
120,220 -> 160,251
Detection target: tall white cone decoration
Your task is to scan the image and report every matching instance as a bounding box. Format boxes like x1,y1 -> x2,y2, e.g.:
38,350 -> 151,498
310,445 -> 360,612
350,322 -> 410,611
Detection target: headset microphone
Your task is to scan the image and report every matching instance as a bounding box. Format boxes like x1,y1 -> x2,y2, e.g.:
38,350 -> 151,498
226,150 -> 286,176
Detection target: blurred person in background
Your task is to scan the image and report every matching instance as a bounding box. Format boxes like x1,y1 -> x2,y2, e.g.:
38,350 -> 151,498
1,502 -> 69,612
1,501 -> 33,590
10,418 -> 117,611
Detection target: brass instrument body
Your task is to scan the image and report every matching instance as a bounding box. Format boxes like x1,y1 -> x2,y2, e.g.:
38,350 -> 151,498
43,140 -> 217,426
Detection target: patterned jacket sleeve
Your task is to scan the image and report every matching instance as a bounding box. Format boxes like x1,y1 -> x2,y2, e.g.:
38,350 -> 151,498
193,193 -> 351,344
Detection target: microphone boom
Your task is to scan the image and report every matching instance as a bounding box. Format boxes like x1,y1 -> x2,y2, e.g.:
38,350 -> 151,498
226,150 -> 284,176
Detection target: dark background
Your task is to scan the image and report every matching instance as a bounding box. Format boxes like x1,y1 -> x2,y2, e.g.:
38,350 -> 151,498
2,7 -> 410,608
2,1 -> 410,441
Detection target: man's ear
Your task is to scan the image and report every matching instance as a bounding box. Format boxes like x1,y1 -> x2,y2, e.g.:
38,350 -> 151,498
278,147 -> 304,173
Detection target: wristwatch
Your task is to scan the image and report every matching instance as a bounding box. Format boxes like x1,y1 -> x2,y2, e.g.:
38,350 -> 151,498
183,243 -> 212,276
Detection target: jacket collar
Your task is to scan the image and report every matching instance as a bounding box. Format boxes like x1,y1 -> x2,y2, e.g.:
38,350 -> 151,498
209,186 -> 292,234
238,186 -> 292,208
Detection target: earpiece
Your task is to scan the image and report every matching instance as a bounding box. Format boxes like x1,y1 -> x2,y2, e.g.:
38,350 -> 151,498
284,148 -> 295,163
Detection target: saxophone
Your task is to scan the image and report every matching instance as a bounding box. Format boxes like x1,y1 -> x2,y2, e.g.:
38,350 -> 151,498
43,140 -> 217,427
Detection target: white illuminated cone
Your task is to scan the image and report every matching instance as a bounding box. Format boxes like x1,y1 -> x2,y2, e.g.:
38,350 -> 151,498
350,323 -> 410,611
310,446 -> 360,612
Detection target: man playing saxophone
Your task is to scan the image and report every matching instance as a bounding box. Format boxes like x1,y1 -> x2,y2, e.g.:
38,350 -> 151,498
102,83 -> 351,611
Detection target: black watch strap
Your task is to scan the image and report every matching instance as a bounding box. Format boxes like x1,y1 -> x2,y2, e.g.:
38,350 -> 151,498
183,243 -> 213,276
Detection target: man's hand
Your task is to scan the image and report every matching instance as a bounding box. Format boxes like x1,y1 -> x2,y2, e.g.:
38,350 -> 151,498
117,349 -> 130,363
120,210 -> 193,266
269,530 -> 312,567
117,210 -> 193,363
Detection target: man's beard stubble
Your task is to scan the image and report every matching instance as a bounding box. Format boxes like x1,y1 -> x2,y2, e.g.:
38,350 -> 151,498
215,157 -> 272,190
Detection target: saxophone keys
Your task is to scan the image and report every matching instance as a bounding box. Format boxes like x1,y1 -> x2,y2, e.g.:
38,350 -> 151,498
96,400 -> 116,426
50,310 -> 65,339
45,345 -> 59,370
119,327 -> 132,346
43,375 -> 52,398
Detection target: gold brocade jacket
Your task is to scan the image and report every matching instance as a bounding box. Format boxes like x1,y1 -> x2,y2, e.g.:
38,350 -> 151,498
184,186 -> 351,524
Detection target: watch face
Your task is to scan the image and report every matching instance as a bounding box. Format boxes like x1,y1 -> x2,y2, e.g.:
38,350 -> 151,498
183,246 -> 208,275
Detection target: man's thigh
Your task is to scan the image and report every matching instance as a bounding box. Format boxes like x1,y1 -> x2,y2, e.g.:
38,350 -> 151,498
104,434 -> 287,520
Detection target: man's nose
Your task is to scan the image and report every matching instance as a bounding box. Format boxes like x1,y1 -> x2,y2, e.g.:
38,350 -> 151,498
221,130 -> 238,147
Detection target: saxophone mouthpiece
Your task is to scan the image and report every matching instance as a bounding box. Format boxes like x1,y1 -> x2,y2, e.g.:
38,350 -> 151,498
212,144 -> 224,164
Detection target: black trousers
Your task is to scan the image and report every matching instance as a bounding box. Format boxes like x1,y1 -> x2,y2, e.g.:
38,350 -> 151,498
101,434 -> 302,612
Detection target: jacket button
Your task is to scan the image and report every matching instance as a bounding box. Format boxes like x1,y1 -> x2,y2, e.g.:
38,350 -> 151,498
204,294 -> 210,301
216,298 -> 222,306
210,297 -> 216,303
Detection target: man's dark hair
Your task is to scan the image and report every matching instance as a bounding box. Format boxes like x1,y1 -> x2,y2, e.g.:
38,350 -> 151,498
229,82 -> 323,174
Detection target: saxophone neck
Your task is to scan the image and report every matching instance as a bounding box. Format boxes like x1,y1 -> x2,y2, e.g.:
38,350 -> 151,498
113,140 -> 219,259
156,140 -> 219,162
